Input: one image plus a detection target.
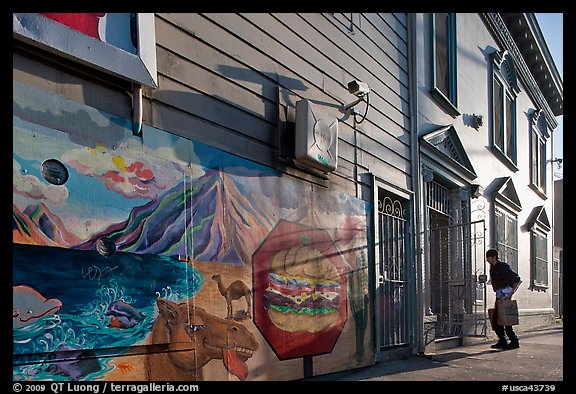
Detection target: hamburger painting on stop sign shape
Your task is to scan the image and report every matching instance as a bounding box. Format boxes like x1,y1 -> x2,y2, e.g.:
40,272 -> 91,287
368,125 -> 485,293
253,220 -> 347,360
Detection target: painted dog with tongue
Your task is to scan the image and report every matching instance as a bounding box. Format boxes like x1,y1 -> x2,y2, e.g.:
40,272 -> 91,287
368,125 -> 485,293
146,298 -> 258,381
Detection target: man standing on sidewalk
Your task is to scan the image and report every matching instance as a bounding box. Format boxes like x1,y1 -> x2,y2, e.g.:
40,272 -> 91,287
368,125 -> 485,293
486,249 -> 522,350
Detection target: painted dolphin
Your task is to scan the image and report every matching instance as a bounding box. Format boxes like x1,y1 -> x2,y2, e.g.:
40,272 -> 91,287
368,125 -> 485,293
13,285 -> 62,329
106,300 -> 145,329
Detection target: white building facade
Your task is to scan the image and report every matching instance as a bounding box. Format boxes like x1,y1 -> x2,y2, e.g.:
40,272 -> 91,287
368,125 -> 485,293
411,13 -> 562,353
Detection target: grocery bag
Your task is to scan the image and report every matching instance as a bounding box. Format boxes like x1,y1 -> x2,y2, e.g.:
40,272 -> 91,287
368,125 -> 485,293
497,299 -> 519,326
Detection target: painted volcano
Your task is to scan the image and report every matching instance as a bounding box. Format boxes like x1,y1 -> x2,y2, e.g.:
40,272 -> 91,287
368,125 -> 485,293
77,168 -> 275,264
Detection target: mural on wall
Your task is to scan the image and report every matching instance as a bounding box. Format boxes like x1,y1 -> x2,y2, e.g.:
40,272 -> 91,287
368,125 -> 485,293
253,220 -> 348,361
13,85 -> 372,381
40,13 -> 106,40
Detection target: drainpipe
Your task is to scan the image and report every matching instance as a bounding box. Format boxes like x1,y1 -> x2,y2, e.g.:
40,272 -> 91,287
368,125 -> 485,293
408,13 -> 424,354
132,85 -> 143,137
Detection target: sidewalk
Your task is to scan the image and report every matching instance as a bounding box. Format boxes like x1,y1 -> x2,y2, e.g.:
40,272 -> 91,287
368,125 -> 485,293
302,324 -> 563,382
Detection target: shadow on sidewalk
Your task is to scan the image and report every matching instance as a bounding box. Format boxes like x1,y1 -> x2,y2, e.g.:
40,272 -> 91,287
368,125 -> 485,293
300,357 -> 442,381
303,325 -> 563,381
432,348 -> 497,362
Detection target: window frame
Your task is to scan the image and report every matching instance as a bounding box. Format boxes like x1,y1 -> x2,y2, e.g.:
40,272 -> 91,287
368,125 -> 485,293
13,13 -> 157,88
530,229 -> 549,289
430,12 -> 460,117
529,109 -> 549,198
494,206 -> 519,272
490,177 -> 522,276
489,50 -> 519,171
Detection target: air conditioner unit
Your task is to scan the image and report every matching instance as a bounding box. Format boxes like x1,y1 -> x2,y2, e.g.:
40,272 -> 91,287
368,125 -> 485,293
294,99 -> 338,173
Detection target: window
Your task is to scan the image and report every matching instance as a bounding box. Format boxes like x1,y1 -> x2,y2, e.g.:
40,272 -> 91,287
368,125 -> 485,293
431,13 -> 459,116
493,76 -> 516,162
490,51 -> 520,169
490,177 -> 521,273
526,206 -> 550,289
529,109 -> 548,196
495,207 -> 518,272
531,231 -> 548,287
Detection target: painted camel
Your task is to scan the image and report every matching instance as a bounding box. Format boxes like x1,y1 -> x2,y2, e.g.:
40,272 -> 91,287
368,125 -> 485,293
211,274 -> 252,320
145,298 -> 258,381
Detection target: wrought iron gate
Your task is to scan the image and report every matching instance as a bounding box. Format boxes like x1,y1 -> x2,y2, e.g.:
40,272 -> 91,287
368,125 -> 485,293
377,192 -> 410,348
429,219 -> 487,337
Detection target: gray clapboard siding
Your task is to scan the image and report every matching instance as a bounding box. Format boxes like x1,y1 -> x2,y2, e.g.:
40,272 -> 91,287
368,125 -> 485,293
334,138 -> 356,170
199,13 -> 328,101
268,13 -> 410,142
157,14 -> 340,150
152,13 -> 411,196
153,73 -> 277,146
358,149 -> 410,191
149,100 -> 276,169
300,13 -> 409,99
13,48 -> 132,120
232,13 -> 409,135
362,13 -> 409,62
332,12 -> 408,34
157,13 -> 325,127
203,13 -> 410,161
237,13 -> 410,158
156,47 -> 276,131
155,17 -> 278,104
338,121 -> 409,170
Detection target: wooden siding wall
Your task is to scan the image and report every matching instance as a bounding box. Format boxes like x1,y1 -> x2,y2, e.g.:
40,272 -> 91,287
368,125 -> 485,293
13,47 -> 133,122
147,13 -> 411,197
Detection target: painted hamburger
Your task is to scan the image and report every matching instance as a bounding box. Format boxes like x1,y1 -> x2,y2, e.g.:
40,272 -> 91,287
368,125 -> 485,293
263,245 -> 341,332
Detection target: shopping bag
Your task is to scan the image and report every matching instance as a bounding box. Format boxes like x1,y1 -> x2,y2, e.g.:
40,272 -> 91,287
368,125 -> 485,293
488,308 -> 497,331
497,299 -> 519,326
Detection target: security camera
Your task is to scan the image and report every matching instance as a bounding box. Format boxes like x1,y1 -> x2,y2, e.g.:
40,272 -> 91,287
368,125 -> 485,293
347,80 -> 370,97
342,80 -> 371,121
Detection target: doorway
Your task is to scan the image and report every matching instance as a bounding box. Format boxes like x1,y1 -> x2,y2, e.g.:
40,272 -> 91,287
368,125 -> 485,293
375,187 -> 411,348
427,180 -> 487,338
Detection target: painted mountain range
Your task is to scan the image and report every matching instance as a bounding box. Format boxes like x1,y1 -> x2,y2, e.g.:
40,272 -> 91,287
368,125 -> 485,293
14,168 -> 276,265
13,202 -> 82,247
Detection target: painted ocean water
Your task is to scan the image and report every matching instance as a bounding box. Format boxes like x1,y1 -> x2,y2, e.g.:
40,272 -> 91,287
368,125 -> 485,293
13,243 -> 203,380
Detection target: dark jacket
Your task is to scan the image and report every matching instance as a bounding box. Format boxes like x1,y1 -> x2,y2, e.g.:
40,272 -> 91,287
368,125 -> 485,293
489,260 -> 521,291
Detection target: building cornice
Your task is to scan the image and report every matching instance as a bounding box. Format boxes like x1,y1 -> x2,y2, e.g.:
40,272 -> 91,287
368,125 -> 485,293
480,13 -> 560,129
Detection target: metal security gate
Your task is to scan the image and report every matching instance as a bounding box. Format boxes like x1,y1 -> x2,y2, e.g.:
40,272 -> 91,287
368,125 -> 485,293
429,219 -> 487,337
376,191 -> 410,348
426,180 -> 487,338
